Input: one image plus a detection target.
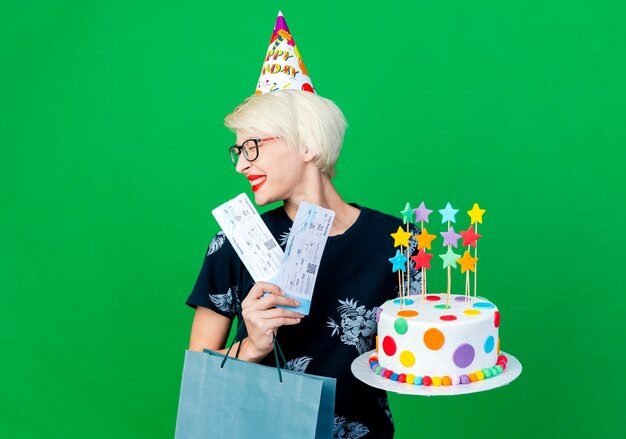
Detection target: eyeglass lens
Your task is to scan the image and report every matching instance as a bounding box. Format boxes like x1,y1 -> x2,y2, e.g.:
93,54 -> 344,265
229,139 -> 260,165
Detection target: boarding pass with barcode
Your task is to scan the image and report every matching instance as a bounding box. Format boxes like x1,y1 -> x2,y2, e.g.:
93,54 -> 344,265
211,193 -> 284,283
274,201 -> 335,315
211,194 -> 334,315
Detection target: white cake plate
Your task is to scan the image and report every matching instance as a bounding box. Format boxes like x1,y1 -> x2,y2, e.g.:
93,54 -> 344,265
351,350 -> 522,396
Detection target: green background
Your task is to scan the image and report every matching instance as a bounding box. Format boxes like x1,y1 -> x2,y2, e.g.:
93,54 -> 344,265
1,0 -> 625,438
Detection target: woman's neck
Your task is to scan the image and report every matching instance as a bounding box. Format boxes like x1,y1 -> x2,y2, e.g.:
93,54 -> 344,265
283,171 -> 360,236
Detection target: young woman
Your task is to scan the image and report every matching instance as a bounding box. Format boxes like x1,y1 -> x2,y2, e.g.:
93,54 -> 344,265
186,89 -> 420,438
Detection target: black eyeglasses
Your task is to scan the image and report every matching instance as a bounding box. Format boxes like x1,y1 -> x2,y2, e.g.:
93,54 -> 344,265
228,137 -> 275,166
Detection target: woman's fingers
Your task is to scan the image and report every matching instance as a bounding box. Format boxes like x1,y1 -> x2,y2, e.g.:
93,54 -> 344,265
259,317 -> 302,335
261,307 -> 304,320
259,293 -> 300,309
248,281 -> 283,299
242,294 -> 298,320
244,307 -> 303,329
243,283 -> 300,311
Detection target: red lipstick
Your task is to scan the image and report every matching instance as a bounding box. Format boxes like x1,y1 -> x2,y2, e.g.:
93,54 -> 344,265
247,175 -> 267,192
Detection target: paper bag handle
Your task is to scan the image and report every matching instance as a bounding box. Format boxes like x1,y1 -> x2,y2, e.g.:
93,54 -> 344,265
220,320 -> 288,383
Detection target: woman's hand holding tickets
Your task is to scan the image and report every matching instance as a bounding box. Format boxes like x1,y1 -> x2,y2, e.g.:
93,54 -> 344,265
241,281 -> 303,361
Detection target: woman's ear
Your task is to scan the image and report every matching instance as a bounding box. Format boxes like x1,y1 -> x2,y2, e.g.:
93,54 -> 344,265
301,147 -> 316,163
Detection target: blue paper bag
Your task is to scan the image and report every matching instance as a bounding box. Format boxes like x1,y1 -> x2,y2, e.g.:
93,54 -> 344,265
175,349 -> 336,438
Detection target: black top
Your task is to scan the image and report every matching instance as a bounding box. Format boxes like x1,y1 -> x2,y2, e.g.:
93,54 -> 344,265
187,204 -> 421,439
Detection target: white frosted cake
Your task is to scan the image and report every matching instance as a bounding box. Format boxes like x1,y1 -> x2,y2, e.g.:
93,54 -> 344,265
369,293 -> 507,386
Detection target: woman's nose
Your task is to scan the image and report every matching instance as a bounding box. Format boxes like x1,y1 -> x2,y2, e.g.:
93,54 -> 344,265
235,155 -> 251,173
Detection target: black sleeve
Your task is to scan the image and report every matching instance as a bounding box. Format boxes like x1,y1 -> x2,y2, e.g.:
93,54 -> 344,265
186,231 -> 252,319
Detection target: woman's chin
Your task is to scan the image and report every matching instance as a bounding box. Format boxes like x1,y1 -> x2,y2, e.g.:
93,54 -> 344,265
252,191 -> 272,206
252,184 -> 287,206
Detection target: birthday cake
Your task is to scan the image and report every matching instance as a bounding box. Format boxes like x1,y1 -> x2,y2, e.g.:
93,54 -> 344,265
368,202 -> 509,386
370,294 -> 507,386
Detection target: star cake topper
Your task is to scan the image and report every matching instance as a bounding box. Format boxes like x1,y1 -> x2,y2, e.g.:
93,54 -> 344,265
457,250 -> 479,273
389,250 -> 408,272
439,202 -> 459,223
440,226 -> 462,248
401,202 -> 415,224
460,226 -> 482,248
439,247 -> 461,269
468,203 -> 486,225
413,202 -> 433,223
391,226 -> 413,248
415,228 -> 437,250
411,250 -> 433,270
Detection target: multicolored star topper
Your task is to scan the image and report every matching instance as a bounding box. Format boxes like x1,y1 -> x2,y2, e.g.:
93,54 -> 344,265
390,226 -> 412,248
457,250 -> 479,273
413,202 -> 433,223
440,226 -> 462,248
415,228 -> 437,250
411,250 -> 433,270
460,226 -> 482,248
256,11 -> 315,95
467,203 -> 486,225
400,202 -> 414,224
439,247 -> 460,269
389,201 -> 487,305
389,249 -> 408,272
439,202 -> 459,223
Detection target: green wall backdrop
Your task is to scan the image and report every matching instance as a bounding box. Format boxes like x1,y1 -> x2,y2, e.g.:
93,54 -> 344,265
2,1 -> 625,438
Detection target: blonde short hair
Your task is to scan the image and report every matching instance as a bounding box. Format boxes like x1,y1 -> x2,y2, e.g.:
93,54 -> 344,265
224,90 -> 347,178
